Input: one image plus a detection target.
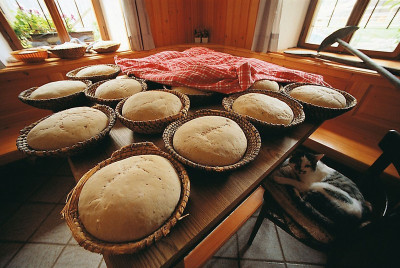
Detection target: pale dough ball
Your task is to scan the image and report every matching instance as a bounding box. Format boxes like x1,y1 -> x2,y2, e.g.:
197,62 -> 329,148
122,91 -> 182,121
78,154 -> 181,242
173,116 -> 247,166
232,93 -> 294,125
290,85 -> 346,108
76,65 -> 116,77
30,80 -> 87,99
95,79 -> 142,99
250,79 -> 280,92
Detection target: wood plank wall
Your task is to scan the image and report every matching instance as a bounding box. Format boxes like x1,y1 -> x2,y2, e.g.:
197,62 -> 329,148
144,0 -> 260,49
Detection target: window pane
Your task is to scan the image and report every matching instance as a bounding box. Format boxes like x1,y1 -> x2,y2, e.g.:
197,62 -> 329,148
306,0 -> 357,45
349,0 -> 400,52
0,0 -> 59,48
56,0 -> 101,43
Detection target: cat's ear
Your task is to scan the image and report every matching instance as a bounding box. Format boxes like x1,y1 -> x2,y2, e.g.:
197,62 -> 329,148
315,154 -> 325,161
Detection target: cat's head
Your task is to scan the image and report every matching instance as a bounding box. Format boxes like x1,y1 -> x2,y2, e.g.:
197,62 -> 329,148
289,151 -> 324,176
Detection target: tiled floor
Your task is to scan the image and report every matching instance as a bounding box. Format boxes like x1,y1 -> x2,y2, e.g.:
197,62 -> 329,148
0,157 -> 326,268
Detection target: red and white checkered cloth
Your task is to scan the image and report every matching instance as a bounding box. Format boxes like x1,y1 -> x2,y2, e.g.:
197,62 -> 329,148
115,47 -> 328,94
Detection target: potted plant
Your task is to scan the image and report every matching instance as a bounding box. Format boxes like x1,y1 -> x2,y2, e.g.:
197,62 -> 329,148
202,29 -> 209,43
194,29 -> 202,43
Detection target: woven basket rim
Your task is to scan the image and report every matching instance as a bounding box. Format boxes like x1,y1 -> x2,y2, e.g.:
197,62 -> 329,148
222,89 -> 305,129
162,109 -> 262,172
165,85 -> 216,97
66,64 -> 121,82
115,89 -> 190,133
85,78 -> 147,105
16,104 -> 116,157
48,45 -> 87,59
18,80 -> 92,111
61,142 -> 190,254
283,83 -> 357,111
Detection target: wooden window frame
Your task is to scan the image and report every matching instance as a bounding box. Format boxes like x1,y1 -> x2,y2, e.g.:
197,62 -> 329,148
1,0 -> 109,51
298,0 -> 400,60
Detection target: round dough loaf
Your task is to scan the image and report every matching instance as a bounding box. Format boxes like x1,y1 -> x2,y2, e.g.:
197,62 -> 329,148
173,116 -> 247,166
122,91 -> 182,121
92,40 -> 119,50
30,80 -> 87,99
76,65 -> 116,77
27,107 -> 108,150
95,79 -> 142,99
289,85 -> 346,108
78,154 -> 181,242
171,86 -> 210,95
232,93 -> 294,125
250,79 -> 280,92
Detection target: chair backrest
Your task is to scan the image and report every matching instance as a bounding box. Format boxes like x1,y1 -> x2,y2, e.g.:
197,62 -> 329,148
362,130 -> 400,218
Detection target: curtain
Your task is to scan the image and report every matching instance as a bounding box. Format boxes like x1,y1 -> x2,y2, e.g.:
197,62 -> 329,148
120,0 -> 155,51
251,0 -> 283,53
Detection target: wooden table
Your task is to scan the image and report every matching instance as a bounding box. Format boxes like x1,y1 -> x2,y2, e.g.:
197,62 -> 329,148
68,106 -> 320,268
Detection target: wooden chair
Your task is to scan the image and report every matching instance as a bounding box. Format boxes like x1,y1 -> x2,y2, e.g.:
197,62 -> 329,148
247,130 -> 399,252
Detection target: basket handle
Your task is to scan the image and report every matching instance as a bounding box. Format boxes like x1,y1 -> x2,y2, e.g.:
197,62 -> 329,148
110,142 -> 161,158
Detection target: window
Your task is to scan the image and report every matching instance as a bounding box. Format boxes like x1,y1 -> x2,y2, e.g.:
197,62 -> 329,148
299,0 -> 400,59
0,0 -> 129,51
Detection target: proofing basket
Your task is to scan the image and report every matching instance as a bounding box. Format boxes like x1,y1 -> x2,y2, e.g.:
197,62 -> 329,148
283,83 -> 357,121
16,105 -> 116,157
163,109 -> 262,172
61,142 -> 190,255
222,89 -> 305,132
85,78 -> 147,107
48,46 -> 87,59
66,64 -> 121,83
11,49 -> 48,63
18,80 -> 92,111
116,89 -> 190,134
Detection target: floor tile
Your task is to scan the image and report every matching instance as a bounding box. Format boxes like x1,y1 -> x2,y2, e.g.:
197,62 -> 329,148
213,233 -> 238,258
0,173 -> 49,202
237,218 -> 284,261
53,245 -> 103,268
6,243 -> 64,268
29,205 -> 72,244
203,257 -> 239,268
0,203 -> 55,241
286,263 -> 325,268
0,202 -> 22,225
28,175 -> 75,204
277,227 -> 327,264
0,242 -> 24,267
240,259 -> 286,268
68,236 -> 79,245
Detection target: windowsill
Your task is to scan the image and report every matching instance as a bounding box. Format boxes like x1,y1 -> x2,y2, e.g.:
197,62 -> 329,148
278,47 -> 400,74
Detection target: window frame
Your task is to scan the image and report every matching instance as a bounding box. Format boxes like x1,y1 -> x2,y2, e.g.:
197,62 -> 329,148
1,0 -> 109,50
298,0 -> 400,60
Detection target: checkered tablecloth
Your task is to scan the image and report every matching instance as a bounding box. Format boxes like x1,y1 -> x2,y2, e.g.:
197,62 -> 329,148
115,47 -> 328,94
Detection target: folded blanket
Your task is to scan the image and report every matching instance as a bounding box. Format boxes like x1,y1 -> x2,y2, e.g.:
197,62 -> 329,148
115,47 -> 329,94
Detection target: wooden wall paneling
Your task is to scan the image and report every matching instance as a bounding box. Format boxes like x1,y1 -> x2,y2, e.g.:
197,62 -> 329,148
174,0 -> 186,44
190,0 -> 201,41
159,0 -> 171,46
245,0 -> 260,50
212,0 -> 228,45
224,0 -> 235,46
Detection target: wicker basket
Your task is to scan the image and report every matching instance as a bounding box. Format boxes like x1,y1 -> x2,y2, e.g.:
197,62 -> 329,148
16,105 -> 116,157
85,78 -> 147,107
116,89 -> 190,134
18,80 -> 92,111
222,89 -> 305,132
163,109 -> 262,172
61,142 -> 190,254
283,83 -> 357,121
11,49 -> 48,63
66,64 -> 121,83
92,43 -> 120,53
48,45 -> 87,59
164,85 -> 222,107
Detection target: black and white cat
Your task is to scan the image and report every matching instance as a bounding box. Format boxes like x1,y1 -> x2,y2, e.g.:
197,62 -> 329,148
273,151 -> 372,227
